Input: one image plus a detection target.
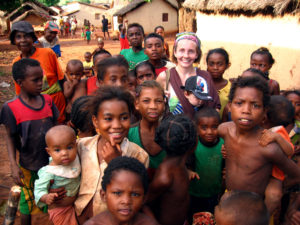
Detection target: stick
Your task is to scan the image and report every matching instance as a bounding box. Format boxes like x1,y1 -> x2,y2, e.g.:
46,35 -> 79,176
3,186 -> 21,225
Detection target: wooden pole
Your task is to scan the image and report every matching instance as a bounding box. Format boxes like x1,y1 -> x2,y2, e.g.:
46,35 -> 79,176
3,186 -> 21,225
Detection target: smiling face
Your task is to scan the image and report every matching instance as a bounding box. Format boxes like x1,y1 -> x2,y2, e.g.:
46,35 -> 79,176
144,37 -> 164,61
46,129 -> 77,166
250,53 -> 272,74
101,65 -> 128,88
286,93 -> 300,121
207,53 -> 229,80
44,29 -> 57,43
101,170 -> 145,224
197,116 -> 219,145
174,39 -> 199,68
135,87 -> 165,123
92,99 -> 131,144
230,87 -> 265,131
127,26 -> 144,48
136,65 -> 155,85
19,66 -> 43,96
14,31 -> 34,54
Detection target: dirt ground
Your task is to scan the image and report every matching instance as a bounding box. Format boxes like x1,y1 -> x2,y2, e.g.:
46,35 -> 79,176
0,31 -> 299,224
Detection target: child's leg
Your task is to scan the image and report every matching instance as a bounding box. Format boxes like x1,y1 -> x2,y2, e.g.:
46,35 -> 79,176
265,178 -> 283,215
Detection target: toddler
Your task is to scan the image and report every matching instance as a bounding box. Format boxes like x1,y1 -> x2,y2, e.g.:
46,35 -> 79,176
83,52 -> 93,77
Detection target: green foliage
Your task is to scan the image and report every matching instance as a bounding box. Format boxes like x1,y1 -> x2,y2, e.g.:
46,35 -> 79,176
37,0 -> 60,6
0,0 -> 23,13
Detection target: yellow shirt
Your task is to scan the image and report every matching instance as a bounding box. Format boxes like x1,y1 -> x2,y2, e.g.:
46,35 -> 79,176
218,81 -> 231,118
74,135 -> 149,216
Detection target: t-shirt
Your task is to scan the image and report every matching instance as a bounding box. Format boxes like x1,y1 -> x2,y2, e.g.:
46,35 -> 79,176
38,36 -> 61,57
102,18 -> 108,28
218,81 -> 231,117
120,48 -> 149,70
0,95 -> 59,171
154,60 -> 175,77
86,76 -> 98,95
189,138 -> 224,198
120,34 -> 130,50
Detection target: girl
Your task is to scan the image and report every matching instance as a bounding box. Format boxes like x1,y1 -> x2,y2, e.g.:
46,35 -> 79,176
250,47 -> 280,95
206,48 -> 231,117
84,156 -> 158,225
74,86 -> 149,224
156,32 -> 220,119
10,21 -> 66,123
154,25 -> 170,59
128,81 -> 166,179
134,61 -> 156,85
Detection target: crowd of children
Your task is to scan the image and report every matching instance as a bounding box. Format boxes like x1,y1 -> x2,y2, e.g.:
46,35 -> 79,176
1,19 -> 300,225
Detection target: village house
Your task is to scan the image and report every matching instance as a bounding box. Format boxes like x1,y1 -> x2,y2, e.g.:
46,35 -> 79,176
114,0 -> 178,34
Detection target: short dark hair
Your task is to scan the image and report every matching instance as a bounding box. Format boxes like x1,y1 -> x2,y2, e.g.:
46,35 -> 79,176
134,61 -> 155,78
154,25 -> 164,32
267,95 -> 295,127
144,33 -> 164,44
284,90 -> 300,98
70,96 -> 95,135
12,58 -> 40,81
206,48 -> 230,65
84,52 -> 92,56
216,191 -> 269,225
101,156 -> 148,193
155,114 -> 197,156
87,85 -> 134,117
194,107 -> 220,124
251,47 -> 275,65
244,68 -> 268,80
93,49 -> 112,65
229,76 -> 270,107
136,80 -> 165,98
96,55 -> 128,81
127,23 -> 144,36
67,59 -> 83,71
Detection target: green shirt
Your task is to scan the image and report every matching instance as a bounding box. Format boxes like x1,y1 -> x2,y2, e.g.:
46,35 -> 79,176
189,138 -> 224,198
120,48 -> 149,70
128,125 -> 166,169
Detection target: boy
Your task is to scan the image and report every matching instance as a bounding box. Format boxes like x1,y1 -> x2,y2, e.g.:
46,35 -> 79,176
218,76 -> 300,197
37,21 -> 61,57
34,125 -> 80,225
0,59 -> 59,225
83,52 -> 93,77
120,23 -> 149,70
118,19 -> 129,51
214,191 -> 269,225
146,115 -> 198,225
84,156 -> 158,225
92,37 -> 105,56
63,59 -> 86,119
144,33 -> 175,76
188,107 -> 224,223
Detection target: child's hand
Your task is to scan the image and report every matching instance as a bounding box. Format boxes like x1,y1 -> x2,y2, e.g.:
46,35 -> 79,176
259,129 -> 278,147
164,90 -> 170,99
49,180 -> 67,202
285,194 -> 300,225
102,137 -> 122,164
221,144 -> 227,159
11,164 -> 24,186
188,169 -> 200,180
42,193 -> 58,205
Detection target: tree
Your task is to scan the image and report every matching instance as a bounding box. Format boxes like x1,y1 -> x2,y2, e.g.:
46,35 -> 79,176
37,0 -> 60,7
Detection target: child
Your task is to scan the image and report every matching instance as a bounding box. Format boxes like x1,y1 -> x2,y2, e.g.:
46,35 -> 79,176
0,58 -> 59,224
86,49 -> 112,95
206,48 -> 231,117
146,114 -> 198,225
74,86 -> 149,223
259,95 -> 295,214
218,76 -> 300,198
128,70 -> 137,97
92,37 -> 105,56
134,61 -> 156,85
128,81 -> 166,179
154,26 -> 170,59
34,125 -> 80,225
83,52 -> 93,77
81,28 -> 85,40
84,156 -> 158,225
214,191 -> 269,225
119,19 -> 130,51
70,96 -> 96,139
86,27 -> 91,44
144,33 -> 175,76
250,47 -> 280,95
120,23 -> 149,70
188,107 -> 224,223
63,59 -> 86,119
38,21 -> 61,57
174,75 -> 214,116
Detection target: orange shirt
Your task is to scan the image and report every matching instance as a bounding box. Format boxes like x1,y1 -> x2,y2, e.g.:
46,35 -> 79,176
13,48 -> 64,95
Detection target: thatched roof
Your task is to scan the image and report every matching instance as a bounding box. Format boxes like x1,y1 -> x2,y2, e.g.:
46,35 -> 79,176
182,0 -> 300,16
7,1 -> 57,21
114,0 -> 178,16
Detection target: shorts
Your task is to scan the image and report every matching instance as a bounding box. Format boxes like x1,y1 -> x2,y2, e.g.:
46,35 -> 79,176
19,166 -> 46,215
272,166 -> 285,181
102,27 -> 108,32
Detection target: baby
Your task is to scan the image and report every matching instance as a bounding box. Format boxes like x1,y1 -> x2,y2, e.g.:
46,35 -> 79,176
34,125 -> 80,225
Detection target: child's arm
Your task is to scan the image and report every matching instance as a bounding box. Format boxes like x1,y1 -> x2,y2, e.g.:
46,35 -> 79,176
187,169 -> 200,180
259,129 -> 294,156
63,79 -> 78,99
39,193 -> 58,205
4,126 -> 24,186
